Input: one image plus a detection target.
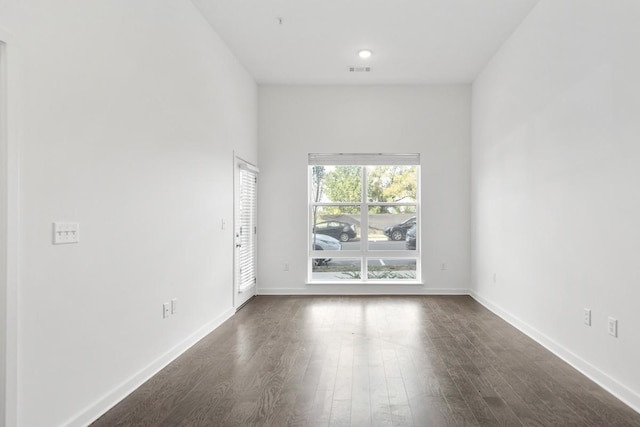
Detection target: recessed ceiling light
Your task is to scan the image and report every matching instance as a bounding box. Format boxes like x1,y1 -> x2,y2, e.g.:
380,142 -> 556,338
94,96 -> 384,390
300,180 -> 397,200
358,49 -> 372,59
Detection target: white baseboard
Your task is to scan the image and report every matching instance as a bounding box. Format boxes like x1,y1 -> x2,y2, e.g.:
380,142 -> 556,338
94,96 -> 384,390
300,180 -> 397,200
258,287 -> 470,296
64,307 -> 235,427
470,291 -> 640,415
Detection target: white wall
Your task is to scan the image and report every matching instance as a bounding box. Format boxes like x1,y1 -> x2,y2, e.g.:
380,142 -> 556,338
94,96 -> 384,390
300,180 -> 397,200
472,0 -> 640,411
0,5 -> 21,424
0,35 -> 7,427
258,85 -> 470,294
1,1 -> 257,426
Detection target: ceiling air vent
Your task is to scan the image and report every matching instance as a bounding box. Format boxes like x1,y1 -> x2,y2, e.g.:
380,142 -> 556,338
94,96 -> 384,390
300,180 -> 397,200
349,66 -> 371,73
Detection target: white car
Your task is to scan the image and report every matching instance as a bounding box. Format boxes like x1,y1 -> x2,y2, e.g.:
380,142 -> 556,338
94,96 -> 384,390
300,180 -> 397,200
312,233 -> 342,266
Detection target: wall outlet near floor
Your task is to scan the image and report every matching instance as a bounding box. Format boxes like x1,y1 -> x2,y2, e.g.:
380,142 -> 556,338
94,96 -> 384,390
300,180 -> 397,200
607,317 -> 618,337
583,308 -> 591,326
440,262 -> 446,271
171,298 -> 178,314
163,302 -> 170,319
284,263 -> 290,271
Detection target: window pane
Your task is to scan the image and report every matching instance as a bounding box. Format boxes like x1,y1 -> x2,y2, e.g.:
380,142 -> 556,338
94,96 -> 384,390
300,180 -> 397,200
308,159 -> 420,283
368,206 -> 416,251
312,258 -> 362,281
367,259 -> 417,280
367,165 -> 417,203
311,165 -> 362,203
312,206 -> 360,248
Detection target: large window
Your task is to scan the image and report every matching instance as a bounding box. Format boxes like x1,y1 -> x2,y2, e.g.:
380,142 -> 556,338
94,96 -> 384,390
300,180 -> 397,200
309,153 -> 420,283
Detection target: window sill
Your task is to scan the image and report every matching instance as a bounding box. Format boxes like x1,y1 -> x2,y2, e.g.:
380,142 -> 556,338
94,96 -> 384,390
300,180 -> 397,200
306,281 -> 425,286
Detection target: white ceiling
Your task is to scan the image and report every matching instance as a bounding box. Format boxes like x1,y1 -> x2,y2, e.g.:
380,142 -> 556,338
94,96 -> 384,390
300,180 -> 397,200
191,0 -> 539,85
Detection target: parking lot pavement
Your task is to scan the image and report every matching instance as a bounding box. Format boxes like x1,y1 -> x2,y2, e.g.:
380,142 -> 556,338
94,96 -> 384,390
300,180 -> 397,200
341,240 -> 409,251
326,258 -> 416,267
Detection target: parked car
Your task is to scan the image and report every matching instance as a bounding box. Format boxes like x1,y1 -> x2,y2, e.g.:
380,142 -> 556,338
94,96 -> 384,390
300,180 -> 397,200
384,216 -> 416,241
313,221 -> 356,242
405,224 -> 416,250
312,233 -> 342,266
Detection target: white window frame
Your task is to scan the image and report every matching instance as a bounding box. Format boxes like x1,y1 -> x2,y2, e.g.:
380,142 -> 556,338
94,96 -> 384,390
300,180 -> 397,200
308,153 -> 421,284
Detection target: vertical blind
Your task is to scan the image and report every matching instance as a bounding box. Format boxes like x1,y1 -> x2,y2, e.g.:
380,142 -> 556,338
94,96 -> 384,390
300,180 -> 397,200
238,168 -> 257,293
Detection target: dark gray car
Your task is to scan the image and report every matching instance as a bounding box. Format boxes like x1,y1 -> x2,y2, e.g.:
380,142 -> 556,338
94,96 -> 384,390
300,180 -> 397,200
384,216 -> 416,241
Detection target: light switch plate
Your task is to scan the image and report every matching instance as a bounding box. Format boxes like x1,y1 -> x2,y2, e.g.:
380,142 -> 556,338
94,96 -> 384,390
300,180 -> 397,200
53,222 -> 80,244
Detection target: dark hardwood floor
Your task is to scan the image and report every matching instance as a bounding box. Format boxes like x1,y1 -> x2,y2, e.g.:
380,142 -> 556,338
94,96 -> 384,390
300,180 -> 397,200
92,296 -> 640,426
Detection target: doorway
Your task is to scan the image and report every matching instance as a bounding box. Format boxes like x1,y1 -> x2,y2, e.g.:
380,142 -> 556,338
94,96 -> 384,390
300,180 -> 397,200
233,157 -> 259,310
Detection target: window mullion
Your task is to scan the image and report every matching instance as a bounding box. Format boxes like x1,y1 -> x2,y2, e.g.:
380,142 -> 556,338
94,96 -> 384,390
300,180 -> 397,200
361,165 -> 368,281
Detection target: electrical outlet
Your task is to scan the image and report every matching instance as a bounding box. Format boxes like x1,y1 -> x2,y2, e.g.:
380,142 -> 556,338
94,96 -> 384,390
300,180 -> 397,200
163,302 -> 170,319
284,263 -> 290,271
493,273 -> 497,283
608,317 -> 617,337
171,298 -> 178,314
583,308 -> 591,326
440,262 -> 446,271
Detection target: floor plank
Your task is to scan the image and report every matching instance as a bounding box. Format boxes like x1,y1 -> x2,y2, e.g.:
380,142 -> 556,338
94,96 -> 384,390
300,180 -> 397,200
92,296 -> 640,427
